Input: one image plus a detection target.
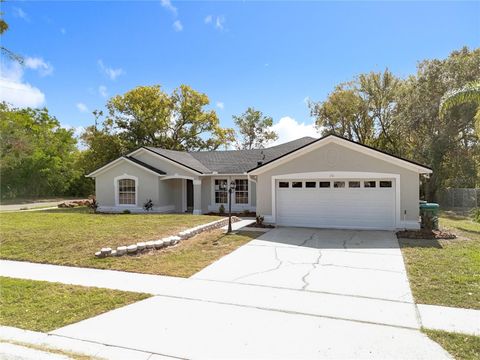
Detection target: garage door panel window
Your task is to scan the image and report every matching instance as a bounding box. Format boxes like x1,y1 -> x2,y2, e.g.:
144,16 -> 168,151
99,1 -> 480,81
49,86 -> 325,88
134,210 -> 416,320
348,181 -> 360,188
279,181 -> 289,188
235,179 -> 248,204
305,181 -> 316,188
215,179 -> 228,203
334,181 -> 345,188
364,181 -> 376,188
292,181 -> 303,188
380,180 -> 393,188
319,181 -> 331,188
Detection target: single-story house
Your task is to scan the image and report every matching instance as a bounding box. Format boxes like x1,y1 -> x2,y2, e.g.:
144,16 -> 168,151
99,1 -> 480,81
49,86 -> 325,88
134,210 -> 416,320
86,134 -> 432,230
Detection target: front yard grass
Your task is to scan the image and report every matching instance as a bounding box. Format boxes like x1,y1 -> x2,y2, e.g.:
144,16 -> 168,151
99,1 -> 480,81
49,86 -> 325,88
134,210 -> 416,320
423,329 -> 480,360
399,213 -> 480,309
0,208 -> 256,276
0,277 -> 149,332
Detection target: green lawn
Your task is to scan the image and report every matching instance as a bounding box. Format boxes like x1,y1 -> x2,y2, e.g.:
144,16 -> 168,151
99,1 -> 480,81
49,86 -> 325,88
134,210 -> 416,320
399,213 -> 480,309
424,329 -> 480,360
0,207 -> 256,276
0,277 -> 149,332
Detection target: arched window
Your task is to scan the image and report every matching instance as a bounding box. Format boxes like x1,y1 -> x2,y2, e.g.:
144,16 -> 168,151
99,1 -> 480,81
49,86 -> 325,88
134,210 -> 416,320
118,178 -> 136,205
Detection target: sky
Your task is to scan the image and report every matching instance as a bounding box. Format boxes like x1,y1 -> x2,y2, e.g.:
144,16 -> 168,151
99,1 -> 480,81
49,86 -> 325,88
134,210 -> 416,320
1,1 -> 479,146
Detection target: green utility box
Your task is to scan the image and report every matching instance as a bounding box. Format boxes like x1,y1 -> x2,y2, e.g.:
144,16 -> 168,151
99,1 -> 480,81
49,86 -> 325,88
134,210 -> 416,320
419,202 -> 439,230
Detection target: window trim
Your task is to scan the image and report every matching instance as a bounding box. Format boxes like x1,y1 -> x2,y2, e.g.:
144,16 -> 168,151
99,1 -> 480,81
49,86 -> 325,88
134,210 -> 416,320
114,174 -> 138,207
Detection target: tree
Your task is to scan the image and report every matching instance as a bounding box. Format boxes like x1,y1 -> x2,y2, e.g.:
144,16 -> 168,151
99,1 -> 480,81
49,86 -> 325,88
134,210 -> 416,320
310,69 -> 404,154
396,47 -> 480,199
233,107 -> 278,149
0,1 -> 23,63
440,81 -> 480,135
0,103 -> 79,198
106,85 -> 235,151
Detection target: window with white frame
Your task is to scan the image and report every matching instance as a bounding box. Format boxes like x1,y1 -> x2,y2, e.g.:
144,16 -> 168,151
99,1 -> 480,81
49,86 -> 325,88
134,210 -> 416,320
235,179 -> 248,204
214,179 -> 228,204
118,178 -> 136,205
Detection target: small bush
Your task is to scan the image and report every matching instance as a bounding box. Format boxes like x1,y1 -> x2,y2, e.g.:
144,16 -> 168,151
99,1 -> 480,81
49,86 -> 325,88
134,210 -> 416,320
256,215 -> 264,226
471,207 -> 480,223
88,197 -> 99,213
143,199 -> 153,211
219,204 -> 225,214
122,209 -> 131,214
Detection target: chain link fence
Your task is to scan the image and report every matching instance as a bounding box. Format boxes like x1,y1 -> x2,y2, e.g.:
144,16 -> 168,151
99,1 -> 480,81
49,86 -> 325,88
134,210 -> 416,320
438,188 -> 480,210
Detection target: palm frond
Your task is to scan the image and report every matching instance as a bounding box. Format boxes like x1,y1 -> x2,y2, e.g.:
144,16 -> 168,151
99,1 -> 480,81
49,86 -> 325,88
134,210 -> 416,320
440,81 -> 480,116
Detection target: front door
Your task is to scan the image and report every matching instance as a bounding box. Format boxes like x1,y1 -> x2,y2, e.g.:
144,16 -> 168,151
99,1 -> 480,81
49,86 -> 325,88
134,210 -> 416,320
186,179 -> 193,212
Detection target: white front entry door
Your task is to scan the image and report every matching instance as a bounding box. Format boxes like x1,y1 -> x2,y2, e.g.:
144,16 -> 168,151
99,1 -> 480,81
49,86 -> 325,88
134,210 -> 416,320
275,179 -> 396,229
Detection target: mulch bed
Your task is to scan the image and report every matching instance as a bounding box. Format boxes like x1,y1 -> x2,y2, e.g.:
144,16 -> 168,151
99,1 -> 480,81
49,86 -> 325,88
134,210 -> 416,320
246,223 -> 275,229
396,229 -> 456,240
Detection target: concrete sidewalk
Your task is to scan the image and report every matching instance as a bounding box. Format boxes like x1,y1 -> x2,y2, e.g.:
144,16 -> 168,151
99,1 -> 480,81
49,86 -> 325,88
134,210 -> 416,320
0,260 -> 418,329
0,326 -> 175,360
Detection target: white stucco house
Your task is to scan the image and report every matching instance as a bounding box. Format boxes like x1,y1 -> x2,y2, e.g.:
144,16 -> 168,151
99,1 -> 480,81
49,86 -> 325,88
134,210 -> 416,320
86,134 -> 432,230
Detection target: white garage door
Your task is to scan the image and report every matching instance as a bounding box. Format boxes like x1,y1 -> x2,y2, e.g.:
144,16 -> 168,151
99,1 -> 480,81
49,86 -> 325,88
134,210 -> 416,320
276,179 -> 396,229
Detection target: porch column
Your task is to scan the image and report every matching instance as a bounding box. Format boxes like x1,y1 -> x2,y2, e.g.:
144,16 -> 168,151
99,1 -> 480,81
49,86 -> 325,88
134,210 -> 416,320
192,179 -> 202,215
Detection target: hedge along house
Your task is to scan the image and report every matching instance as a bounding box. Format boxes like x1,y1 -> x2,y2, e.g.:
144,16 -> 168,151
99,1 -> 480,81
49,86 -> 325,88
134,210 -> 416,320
86,134 -> 432,230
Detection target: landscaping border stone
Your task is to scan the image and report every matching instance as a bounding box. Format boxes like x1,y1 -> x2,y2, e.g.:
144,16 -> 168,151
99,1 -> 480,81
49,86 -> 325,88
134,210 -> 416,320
94,216 -> 241,258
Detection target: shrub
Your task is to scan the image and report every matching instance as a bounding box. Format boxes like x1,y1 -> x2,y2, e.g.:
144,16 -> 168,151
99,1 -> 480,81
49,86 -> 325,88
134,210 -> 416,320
256,215 -> 264,226
88,196 -> 99,213
143,199 -> 153,211
122,209 -> 131,214
219,204 -> 225,214
471,207 -> 480,223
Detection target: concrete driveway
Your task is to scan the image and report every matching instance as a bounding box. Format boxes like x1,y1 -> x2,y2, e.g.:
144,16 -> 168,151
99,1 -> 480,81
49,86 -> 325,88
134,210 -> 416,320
194,228 -> 414,302
52,228 -> 451,359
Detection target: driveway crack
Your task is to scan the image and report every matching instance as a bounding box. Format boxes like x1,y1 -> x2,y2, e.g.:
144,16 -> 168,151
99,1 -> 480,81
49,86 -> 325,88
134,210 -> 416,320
234,247 -> 284,281
300,250 -> 322,290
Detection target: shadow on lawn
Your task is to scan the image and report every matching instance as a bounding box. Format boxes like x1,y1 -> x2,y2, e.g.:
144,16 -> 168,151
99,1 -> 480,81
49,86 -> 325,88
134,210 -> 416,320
398,238 -> 443,249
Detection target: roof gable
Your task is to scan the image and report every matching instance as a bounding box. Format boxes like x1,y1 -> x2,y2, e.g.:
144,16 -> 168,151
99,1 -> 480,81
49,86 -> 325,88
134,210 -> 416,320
247,134 -> 432,174
86,156 -> 166,178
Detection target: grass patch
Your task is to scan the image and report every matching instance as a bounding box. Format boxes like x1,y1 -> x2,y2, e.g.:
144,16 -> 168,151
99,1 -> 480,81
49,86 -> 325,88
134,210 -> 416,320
423,329 -> 480,360
0,277 -> 149,332
92,230 -> 259,277
1,340 -> 100,360
399,214 -> 480,309
0,208 -> 222,270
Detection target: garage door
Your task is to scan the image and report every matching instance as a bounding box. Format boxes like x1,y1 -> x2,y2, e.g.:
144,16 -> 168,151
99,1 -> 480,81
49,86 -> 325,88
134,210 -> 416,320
276,179 -> 396,229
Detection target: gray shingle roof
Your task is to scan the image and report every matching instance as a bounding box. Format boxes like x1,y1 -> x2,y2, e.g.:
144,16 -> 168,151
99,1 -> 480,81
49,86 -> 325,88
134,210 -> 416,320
144,137 -> 317,174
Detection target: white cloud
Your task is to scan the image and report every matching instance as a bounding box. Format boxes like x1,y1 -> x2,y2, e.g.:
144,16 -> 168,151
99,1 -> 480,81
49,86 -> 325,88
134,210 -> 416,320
216,101 -> 224,110
60,28 -> 66,35
269,116 -> 318,146
204,15 -> 225,31
24,57 -> 54,77
98,85 -> 108,98
215,16 -> 225,30
160,0 -> 177,15
173,20 -> 183,32
0,61 -> 45,108
76,102 -> 88,113
13,7 -> 29,21
98,60 -> 124,80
